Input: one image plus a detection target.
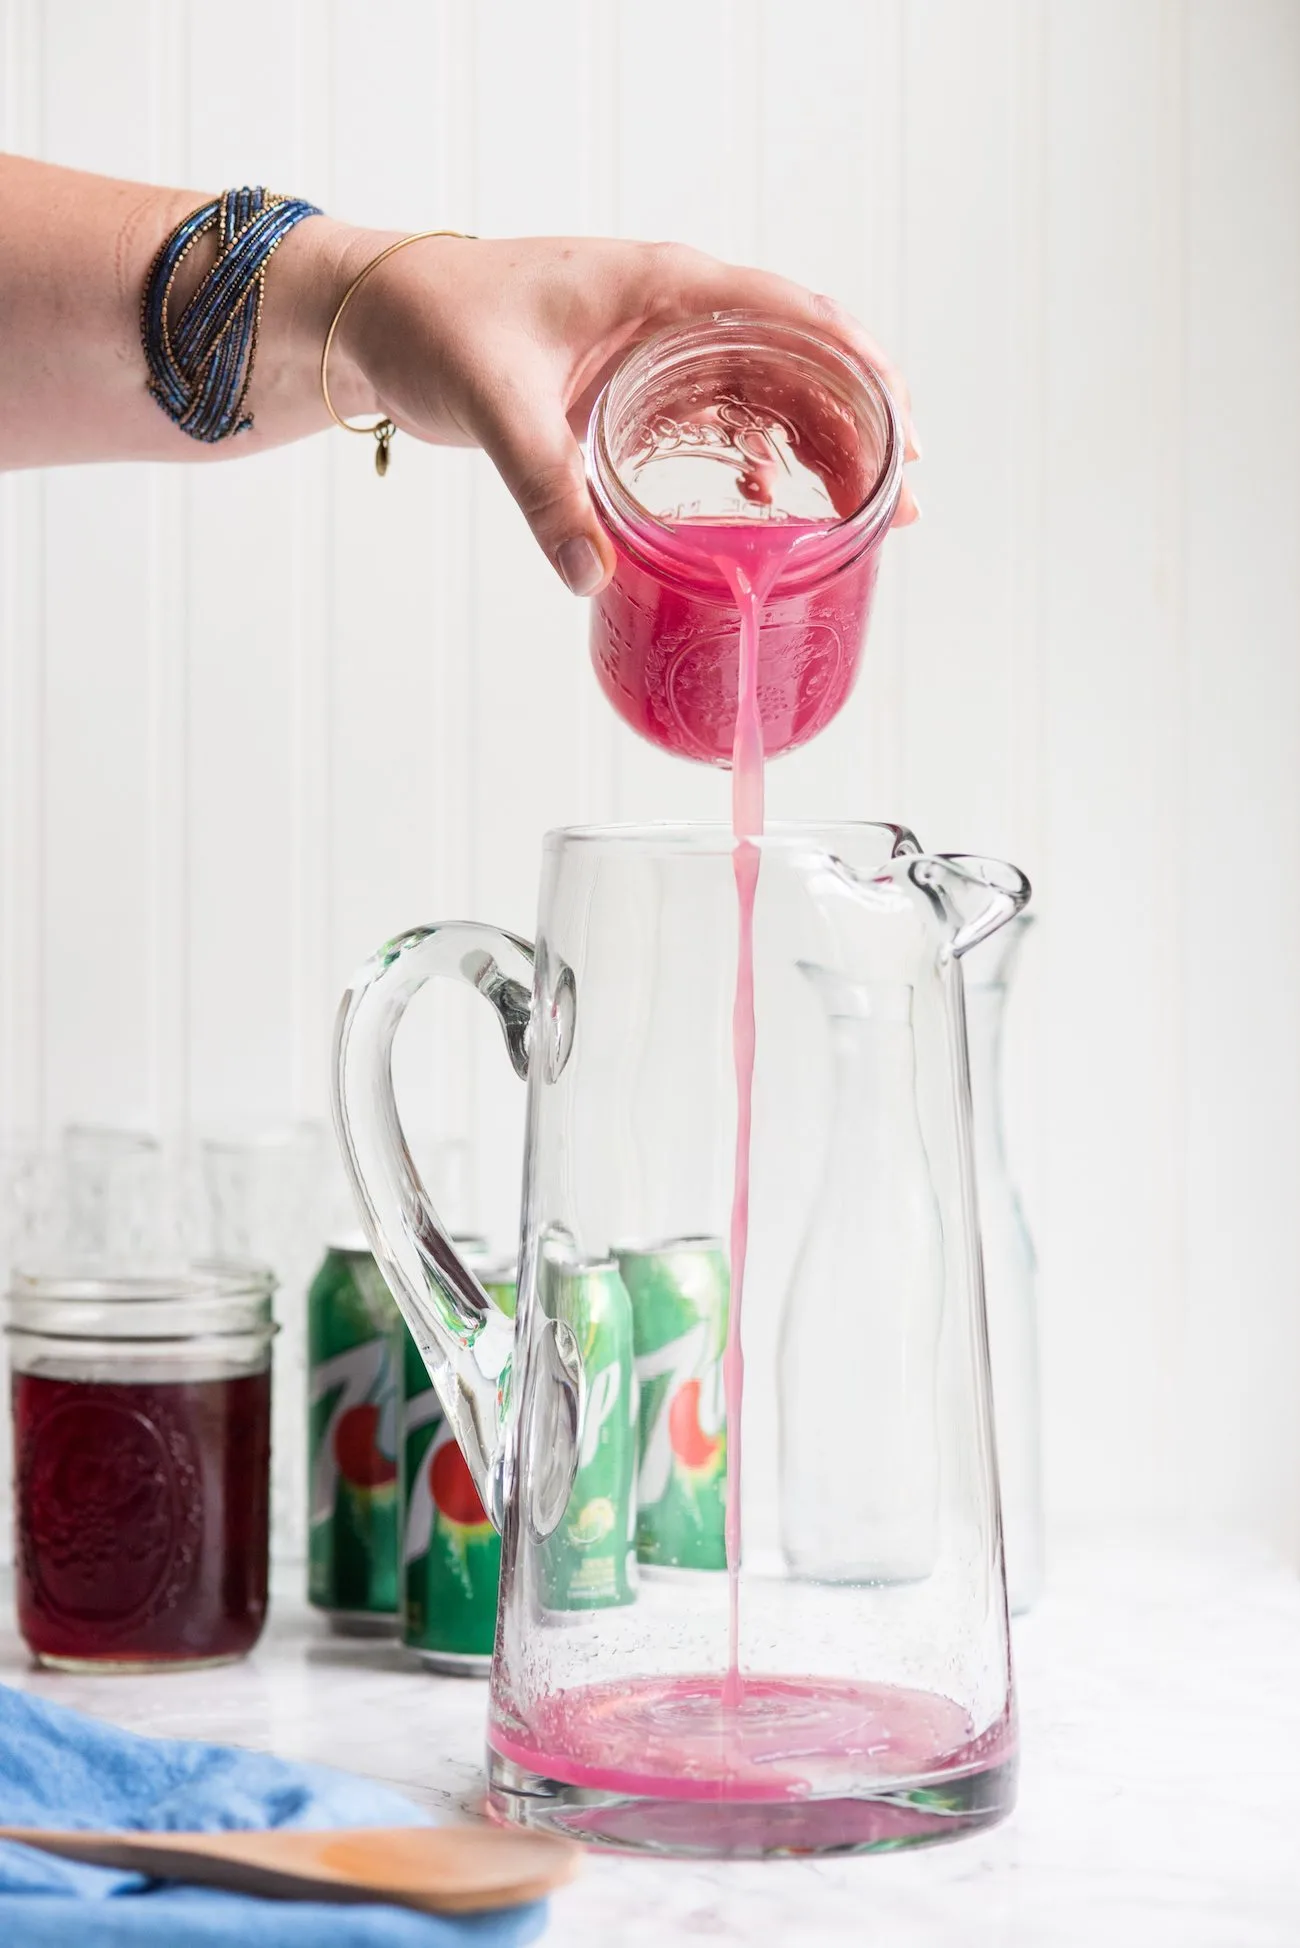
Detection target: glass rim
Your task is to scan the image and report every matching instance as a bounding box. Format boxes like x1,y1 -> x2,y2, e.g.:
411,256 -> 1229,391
7,1259 -> 276,1304
586,310 -> 905,587
6,1259 -> 277,1344
544,819 -> 922,857
7,1323 -> 278,1349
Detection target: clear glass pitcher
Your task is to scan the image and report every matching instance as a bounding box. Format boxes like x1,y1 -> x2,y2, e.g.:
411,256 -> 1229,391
333,822 -> 1029,1857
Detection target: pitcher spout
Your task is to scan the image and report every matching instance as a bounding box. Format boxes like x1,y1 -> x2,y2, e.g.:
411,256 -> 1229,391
798,846 -> 1031,965
907,854 -> 1031,958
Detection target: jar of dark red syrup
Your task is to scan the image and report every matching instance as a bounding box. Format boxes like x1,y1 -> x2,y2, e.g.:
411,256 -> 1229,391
7,1263 -> 275,1671
585,312 -> 904,764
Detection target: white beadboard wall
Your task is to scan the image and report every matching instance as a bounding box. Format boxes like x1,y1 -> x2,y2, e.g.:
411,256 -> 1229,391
0,0 -> 1297,1562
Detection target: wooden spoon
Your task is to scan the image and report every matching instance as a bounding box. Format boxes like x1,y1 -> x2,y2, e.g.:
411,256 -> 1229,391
0,1821 -> 579,1914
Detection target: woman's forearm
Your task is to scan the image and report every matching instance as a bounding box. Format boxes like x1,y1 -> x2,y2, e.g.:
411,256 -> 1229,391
0,154 -> 378,468
0,153 -> 916,581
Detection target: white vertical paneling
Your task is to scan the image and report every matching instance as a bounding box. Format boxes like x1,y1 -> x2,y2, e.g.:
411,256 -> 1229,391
761,0 -> 908,826
144,0 -> 192,1140
2,0 -> 1299,1561
183,0 -> 319,1126
576,0 -> 621,833
892,2 -> 1057,1516
607,0 -> 753,830
0,0 -> 46,1567
37,2 -> 160,1129
465,0 -> 624,1245
998,0 -> 1051,1250
894,0 -> 1025,859
285,0 -> 333,1124
326,1 -> 444,957
183,441 -> 302,1128
327,0 -> 476,1210
0,461 -> 44,1146
412,0 -> 482,1220
1183,0 -> 1300,1555
1038,0 -> 1187,1531
0,0 -> 46,1153
1006,0 -> 1049,865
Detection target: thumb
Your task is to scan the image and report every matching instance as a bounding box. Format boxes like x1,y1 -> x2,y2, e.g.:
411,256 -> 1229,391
469,369 -> 614,596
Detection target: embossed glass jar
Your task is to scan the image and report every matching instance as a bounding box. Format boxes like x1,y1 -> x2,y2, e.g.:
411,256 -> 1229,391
586,313 -> 903,764
7,1263 -> 275,1672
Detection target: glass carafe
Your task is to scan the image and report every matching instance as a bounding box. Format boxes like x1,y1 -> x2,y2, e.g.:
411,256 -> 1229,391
332,822 -> 1029,1857
963,915 -> 1044,1614
780,972 -> 944,1586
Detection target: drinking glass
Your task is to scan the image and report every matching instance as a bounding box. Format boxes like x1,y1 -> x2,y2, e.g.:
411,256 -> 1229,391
202,1122 -> 327,1565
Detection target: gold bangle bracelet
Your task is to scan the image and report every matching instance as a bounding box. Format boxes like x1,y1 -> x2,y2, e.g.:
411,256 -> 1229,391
320,229 -> 474,476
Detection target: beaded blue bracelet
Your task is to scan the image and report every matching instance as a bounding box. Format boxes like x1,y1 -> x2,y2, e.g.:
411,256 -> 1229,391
141,187 -> 322,443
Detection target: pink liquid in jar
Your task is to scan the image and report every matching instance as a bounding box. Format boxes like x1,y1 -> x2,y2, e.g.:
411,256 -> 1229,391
589,518 -> 883,765
585,313 -> 902,768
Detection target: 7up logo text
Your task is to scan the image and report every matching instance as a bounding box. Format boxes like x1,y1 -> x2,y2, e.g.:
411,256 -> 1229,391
578,1359 -> 625,1471
307,1244 -> 402,1618
537,1257 -> 636,1611
618,1240 -> 729,1572
635,1318 -> 725,1509
310,1337 -> 399,1523
401,1356 -> 500,1658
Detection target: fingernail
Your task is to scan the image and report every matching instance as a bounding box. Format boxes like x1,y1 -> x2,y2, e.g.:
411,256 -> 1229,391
557,536 -> 603,596
908,428 -> 924,462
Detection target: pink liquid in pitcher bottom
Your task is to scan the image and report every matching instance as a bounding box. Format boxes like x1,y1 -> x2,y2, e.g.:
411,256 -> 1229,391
491,1673 -> 1006,1811
589,519 -> 880,764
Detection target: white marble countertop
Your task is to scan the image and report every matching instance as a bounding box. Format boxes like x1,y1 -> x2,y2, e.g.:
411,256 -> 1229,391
2,1541 -> 1297,1946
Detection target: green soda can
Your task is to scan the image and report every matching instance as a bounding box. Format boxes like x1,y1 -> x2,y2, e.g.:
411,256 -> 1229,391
616,1236 -> 729,1571
538,1249 -> 636,1611
401,1247 -> 509,1675
307,1236 -> 403,1634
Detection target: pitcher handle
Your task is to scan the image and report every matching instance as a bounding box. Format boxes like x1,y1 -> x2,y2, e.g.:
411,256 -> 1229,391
332,922 -> 568,1532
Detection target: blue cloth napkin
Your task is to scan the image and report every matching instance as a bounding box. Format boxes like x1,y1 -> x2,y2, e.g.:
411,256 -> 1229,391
0,1681 -> 548,1948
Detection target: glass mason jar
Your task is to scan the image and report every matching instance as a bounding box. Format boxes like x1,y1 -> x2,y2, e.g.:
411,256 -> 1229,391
586,312 -> 904,765
7,1263 -> 275,1672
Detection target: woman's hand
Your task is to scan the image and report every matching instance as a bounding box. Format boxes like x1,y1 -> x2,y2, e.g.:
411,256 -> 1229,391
328,232 -> 920,595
